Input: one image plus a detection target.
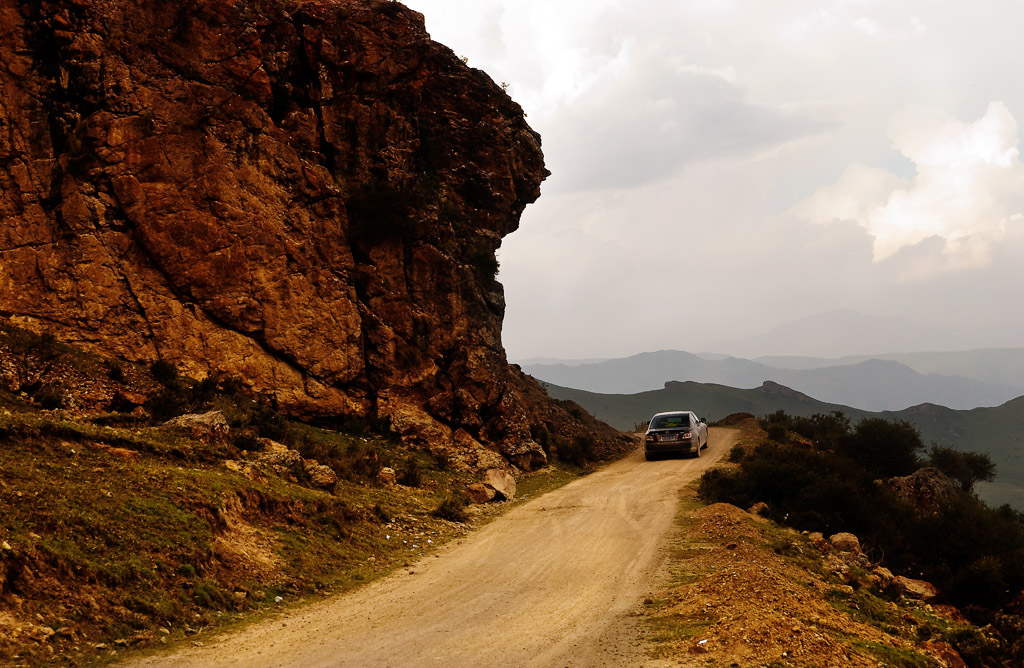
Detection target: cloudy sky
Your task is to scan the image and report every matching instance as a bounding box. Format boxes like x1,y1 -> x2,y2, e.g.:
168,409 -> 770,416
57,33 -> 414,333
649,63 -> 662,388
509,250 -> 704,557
404,0 -> 1024,360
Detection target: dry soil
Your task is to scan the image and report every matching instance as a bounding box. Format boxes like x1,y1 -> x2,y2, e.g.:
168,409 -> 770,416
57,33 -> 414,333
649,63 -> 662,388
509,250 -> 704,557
122,429 -> 737,668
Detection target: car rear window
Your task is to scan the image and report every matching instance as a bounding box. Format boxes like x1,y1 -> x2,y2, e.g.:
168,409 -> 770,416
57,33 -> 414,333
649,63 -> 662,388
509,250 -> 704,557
650,414 -> 690,429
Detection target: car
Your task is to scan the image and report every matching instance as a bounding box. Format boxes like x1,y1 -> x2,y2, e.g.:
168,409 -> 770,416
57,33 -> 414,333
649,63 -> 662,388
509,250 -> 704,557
644,410 -> 708,460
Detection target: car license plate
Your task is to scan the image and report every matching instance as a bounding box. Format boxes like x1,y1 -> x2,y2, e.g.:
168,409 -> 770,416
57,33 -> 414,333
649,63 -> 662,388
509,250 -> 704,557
658,434 -> 677,442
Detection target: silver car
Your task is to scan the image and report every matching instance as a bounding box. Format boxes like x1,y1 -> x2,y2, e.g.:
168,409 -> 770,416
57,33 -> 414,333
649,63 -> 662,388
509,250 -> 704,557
644,411 -> 708,460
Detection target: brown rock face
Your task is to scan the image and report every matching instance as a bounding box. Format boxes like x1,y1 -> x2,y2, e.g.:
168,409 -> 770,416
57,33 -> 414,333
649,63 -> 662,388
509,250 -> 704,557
0,0 -> 558,465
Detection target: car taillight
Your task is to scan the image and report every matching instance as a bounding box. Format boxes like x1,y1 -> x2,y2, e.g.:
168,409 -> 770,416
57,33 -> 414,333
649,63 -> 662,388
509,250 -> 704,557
682,432 -> 692,438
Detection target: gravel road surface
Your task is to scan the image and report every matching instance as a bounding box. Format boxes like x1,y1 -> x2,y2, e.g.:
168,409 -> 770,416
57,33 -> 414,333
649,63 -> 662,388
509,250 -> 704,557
125,428 -> 737,668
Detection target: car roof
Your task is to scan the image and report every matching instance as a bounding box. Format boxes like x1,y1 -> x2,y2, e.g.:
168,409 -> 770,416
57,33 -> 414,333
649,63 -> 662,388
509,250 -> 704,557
651,411 -> 692,417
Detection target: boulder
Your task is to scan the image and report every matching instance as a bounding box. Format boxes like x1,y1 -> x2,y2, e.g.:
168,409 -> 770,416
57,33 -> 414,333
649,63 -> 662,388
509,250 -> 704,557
223,460 -> 266,482
257,439 -> 302,467
829,532 -> 861,554
894,576 -> 939,601
466,483 -> 496,504
377,467 -> 397,486
304,462 -> 338,489
474,448 -> 507,471
163,410 -> 230,438
872,566 -> 896,590
748,502 -> 770,517
887,467 -> 959,516
482,468 -> 516,501
501,440 -> 548,471
807,532 -> 829,551
918,642 -> 968,668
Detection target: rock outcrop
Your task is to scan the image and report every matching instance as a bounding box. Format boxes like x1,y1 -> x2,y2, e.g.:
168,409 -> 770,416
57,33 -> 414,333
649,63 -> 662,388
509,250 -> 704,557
886,467 -> 959,517
0,0 -> 594,468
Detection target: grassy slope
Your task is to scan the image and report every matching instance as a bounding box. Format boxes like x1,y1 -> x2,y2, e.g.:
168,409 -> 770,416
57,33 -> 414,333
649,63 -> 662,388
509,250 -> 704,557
0,336 -> 603,668
0,402 -> 599,668
647,493 -> 983,668
0,404 -> 475,668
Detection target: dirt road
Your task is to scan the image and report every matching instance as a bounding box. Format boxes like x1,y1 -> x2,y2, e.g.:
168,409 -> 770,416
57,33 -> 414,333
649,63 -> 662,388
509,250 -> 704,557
126,428 -> 737,668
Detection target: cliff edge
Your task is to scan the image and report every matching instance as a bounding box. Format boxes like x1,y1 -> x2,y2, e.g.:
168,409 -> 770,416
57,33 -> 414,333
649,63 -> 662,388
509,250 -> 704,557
0,0 -> 598,467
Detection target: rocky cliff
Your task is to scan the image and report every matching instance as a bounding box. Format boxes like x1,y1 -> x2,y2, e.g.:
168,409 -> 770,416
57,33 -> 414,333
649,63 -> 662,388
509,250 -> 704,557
0,0 -> 607,468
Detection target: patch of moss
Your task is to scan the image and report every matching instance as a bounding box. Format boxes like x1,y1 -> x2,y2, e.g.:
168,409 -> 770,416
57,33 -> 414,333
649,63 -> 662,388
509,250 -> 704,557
848,639 -> 941,668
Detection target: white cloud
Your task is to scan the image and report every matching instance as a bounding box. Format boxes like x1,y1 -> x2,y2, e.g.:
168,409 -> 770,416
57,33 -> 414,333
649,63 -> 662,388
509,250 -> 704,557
538,39 -> 826,192
853,17 -> 881,37
793,102 -> 1024,273
405,0 -> 1024,358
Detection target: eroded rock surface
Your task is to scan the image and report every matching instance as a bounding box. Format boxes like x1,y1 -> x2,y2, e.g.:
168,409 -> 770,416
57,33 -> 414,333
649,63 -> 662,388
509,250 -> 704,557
0,0 -> 601,468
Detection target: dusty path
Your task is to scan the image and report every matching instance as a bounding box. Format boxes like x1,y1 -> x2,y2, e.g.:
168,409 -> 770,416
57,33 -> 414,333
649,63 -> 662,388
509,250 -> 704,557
126,428 -> 737,668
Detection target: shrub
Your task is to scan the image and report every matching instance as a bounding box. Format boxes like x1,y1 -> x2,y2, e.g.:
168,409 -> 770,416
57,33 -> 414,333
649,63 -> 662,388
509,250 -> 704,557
555,434 -> 596,468
837,418 -> 923,478
193,579 -> 230,609
150,359 -> 179,386
790,411 -> 851,449
231,430 -> 261,452
433,450 -> 451,471
432,494 -> 468,522
329,439 -> 383,481
465,239 -> 499,283
106,360 -> 127,384
0,326 -> 66,392
144,385 -> 193,423
928,444 -> 996,492
765,423 -> 787,443
33,388 -> 66,410
245,407 -> 290,443
372,504 -> 391,523
397,458 -> 423,487
699,410 -> 1024,627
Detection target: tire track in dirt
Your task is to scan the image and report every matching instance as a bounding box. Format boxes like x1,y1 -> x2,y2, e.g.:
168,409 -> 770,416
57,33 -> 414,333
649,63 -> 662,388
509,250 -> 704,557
124,428 -> 738,668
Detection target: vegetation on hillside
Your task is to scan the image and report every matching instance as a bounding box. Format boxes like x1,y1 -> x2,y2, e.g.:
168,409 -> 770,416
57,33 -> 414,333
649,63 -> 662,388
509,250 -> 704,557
543,379 -> 1024,508
699,411 -> 1024,668
0,324 -> 604,667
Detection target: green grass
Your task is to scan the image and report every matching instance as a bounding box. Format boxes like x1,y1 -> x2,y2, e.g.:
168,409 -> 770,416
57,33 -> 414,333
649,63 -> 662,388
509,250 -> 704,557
0,405 -> 481,667
644,612 -> 714,645
848,639 -> 940,668
514,466 -> 581,500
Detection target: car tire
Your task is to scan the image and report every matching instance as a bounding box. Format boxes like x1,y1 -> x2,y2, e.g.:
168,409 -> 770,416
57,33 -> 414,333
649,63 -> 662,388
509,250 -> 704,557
645,451 -> 656,461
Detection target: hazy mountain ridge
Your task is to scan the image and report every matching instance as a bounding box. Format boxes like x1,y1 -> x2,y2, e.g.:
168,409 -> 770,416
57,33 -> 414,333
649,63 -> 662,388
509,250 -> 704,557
522,348 -> 1024,411
715,309 -> 1024,359
756,348 -> 1024,389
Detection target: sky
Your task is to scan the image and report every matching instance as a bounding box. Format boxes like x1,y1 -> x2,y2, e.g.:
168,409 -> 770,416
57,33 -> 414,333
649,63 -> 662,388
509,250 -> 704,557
403,0 -> 1024,360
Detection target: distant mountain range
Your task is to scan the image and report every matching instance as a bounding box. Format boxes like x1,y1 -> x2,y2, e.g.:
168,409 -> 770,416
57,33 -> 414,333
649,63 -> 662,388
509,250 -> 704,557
543,380 -> 1024,510
711,308 -> 1024,359
520,349 -> 1024,412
